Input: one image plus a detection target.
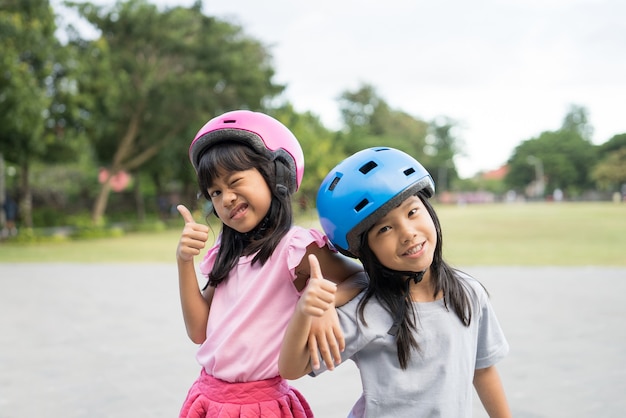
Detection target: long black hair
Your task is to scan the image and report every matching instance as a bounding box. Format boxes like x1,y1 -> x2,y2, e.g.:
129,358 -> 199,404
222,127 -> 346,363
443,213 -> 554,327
196,141 -> 294,287
356,190 -> 477,369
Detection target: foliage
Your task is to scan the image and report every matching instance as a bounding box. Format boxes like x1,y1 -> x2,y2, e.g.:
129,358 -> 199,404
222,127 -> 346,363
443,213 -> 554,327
336,83 -> 466,191
268,104 -> 344,210
598,133 -> 626,155
0,0 -> 79,226
505,106 -> 597,197
425,116 -> 463,191
337,83 -> 429,158
456,176 -> 509,195
63,0 -> 284,222
592,133 -> 626,191
0,0 -> 55,161
592,147 -> 626,191
4,2 -> 626,232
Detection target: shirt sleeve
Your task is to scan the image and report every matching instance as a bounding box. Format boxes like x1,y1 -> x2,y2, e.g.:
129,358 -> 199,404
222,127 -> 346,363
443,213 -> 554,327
285,227 -> 329,272
474,285 -> 510,369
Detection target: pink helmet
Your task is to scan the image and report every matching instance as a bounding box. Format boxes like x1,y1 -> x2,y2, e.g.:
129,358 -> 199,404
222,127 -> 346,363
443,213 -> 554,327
189,110 -> 304,193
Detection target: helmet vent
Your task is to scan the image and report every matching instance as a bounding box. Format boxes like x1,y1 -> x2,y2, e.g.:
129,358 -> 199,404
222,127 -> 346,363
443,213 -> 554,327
328,176 -> 341,191
359,161 -> 378,174
223,119 -> 237,124
354,199 -> 369,212
404,167 -> 416,176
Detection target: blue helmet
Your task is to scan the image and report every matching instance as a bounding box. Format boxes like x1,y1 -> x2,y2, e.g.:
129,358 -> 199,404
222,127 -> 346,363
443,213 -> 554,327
316,147 -> 435,258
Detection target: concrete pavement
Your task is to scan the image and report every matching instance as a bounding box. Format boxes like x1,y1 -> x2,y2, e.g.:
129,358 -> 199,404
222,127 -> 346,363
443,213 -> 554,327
1,264 -> 625,417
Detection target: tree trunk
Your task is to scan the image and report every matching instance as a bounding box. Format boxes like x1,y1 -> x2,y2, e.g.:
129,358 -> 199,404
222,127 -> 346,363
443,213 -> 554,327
19,160 -> 33,228
92,180 -> 112,225
134,174 -> 145,222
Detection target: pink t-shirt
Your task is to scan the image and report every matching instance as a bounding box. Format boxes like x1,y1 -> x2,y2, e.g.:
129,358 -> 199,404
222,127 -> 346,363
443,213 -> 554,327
196,226 -> 328,382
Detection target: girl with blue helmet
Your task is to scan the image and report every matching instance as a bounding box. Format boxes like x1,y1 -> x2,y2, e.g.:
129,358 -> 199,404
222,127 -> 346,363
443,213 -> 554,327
279,147 -> 511,417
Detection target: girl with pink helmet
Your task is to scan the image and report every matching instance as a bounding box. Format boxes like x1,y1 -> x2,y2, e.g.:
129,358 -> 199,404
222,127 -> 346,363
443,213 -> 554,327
176,110 -> 365,417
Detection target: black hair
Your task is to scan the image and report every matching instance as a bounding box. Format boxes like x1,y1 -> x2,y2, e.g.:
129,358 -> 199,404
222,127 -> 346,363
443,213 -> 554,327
196,141 -> 294,287
356,190 -> 478,369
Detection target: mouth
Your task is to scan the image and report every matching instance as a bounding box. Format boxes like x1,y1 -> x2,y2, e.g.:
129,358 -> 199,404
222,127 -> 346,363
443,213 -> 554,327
403,242 -> 424,257
229,203 -> 248,219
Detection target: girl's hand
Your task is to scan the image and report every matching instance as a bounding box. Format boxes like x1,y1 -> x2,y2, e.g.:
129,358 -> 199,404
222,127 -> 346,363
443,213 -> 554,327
302,255 -> 344,370
298,255 -> 337,316
308,306 -> 344,370
176,204 -> 209,263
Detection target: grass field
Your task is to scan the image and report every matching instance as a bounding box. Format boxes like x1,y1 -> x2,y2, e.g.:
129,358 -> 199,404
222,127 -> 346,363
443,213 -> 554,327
0,202 -> 624,265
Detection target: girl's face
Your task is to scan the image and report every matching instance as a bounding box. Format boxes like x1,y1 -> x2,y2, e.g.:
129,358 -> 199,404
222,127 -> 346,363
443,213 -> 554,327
207,168 -> 272,233
366,195 -> 437,275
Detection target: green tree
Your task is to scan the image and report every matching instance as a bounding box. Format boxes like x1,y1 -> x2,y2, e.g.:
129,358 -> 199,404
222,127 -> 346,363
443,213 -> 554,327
64,0 -> 283,223
561,104 -> 593,141
592,133 -> 626,192
270,103 -> 342,210
0,0 -> 73,227
598,133 -> 626,155
505,106 -> 597,198
337,83 -> 429,161
425,117 -> 463,192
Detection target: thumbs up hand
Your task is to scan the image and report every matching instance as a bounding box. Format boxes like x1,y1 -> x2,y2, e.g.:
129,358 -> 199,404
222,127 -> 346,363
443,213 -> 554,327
301,254 -> 345,370
176,204 -> 210,263
297,254 -> 337,317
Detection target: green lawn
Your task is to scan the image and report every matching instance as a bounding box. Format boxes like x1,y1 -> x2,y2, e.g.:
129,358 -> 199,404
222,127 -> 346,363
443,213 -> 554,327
1,202 -> 624,266
437,202 -> 625,266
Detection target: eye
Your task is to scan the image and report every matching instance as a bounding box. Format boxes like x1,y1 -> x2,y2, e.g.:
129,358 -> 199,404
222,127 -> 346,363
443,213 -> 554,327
208,189 -> 221,198
377,225 -> 391,234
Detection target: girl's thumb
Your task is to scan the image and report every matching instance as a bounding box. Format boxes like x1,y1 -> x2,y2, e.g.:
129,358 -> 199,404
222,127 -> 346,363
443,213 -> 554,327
177,204 -> 195,224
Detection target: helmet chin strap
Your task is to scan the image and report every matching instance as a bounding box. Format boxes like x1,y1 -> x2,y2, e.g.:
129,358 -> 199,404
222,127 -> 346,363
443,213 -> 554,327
407,269 -> 426,284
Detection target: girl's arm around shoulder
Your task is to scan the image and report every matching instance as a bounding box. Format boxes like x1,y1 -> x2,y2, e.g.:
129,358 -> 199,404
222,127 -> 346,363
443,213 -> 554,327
473,365 -> 512,418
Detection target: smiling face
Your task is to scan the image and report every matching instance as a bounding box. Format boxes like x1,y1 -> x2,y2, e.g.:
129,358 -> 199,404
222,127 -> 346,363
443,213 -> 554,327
366,195 -> 437,276
207,168 -> 272,233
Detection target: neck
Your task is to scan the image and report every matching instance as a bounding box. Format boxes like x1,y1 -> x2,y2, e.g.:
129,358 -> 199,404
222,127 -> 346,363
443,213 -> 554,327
408,271 -> 441,302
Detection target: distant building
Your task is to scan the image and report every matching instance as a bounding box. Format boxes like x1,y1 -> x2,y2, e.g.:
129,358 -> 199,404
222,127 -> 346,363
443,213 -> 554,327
481,165 -> 509,181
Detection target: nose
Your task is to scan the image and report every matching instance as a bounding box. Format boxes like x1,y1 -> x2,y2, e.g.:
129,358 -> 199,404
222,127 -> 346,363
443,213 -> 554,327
400,220 -> 417,244
222,189 -> 237,207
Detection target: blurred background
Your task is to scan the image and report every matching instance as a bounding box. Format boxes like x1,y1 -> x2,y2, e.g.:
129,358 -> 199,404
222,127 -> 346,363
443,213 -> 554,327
1,0 -> 626,241
2,2 -> 626,417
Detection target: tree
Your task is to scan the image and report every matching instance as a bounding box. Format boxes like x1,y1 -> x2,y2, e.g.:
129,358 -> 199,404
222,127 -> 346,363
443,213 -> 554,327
270,104 -> 341,210
64,0 -> 283,223
598,133 -> 626,155
0,0 -> 70,227
425,116 -> 464,191
592,148 -> 626,192
505,106 -> 597,198
592,133 -> 626,192
336,83 -> 470,191
337,83 -> 429,161
561,104 -> 593,141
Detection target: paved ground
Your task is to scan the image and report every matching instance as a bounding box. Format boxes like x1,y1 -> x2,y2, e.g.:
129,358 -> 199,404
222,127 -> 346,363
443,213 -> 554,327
1,264 -> 625,417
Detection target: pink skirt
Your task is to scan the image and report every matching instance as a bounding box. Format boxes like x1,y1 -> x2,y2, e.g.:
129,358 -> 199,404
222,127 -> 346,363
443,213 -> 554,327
179,369 -> 314,418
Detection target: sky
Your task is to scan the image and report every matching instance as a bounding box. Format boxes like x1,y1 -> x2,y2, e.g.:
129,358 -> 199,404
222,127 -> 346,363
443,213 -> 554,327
52,0 -> 626,177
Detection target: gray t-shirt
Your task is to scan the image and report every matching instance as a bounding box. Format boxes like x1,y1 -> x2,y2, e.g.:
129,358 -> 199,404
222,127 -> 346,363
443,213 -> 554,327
312,274 -> 509,418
